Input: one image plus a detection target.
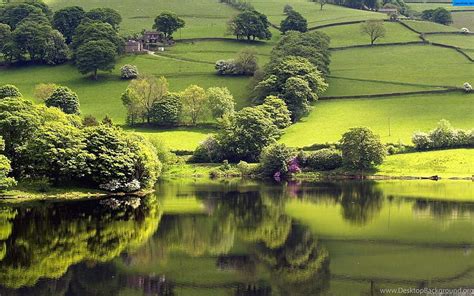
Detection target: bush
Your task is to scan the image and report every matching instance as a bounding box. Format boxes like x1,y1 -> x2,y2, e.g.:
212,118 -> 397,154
0,84 -> 22,99
463,82 -> 472,93
340,127 -> 386,170
412,120 -> 474,150
259,143 -> 296,178
306,148 -> 342,171
235,48 -> 258,75
45,86 -> 80,114
191,136 -> 225,163
150,93 -> 182,125
215,59 -> 239,75
120,64 -> 139,80
412,132 -> 432,150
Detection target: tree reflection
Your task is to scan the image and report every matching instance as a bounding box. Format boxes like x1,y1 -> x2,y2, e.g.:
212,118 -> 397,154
339,182 -> 384,225
0,195 -> 161,289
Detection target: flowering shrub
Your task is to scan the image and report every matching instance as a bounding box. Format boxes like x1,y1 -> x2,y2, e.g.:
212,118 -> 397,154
463,82 -> 472,93
120,64 -> 139,80
412,120 -> 474,150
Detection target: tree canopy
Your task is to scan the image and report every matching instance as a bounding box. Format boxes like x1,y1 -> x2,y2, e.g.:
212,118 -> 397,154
280,10 -> 308,33
227,10 -> 272,40
153,12 -> 185,38
75,40 -> 117,79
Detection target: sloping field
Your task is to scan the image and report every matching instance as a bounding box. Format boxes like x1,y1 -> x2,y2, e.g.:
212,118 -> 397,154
44,0 -> 238,37
426,33 -> 474,58
401,20 -> 459,33
452,11 -> 474,30
319,22 -> 420,47
280,93 -> 474,146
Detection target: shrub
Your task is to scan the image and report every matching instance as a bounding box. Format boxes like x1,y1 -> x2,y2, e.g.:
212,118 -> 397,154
0,84 -> 22,99
259,143 -> 296,178
340,127 -> 386,170
235,48 -> 258,75
463,82 -> 472,93
215,59 -> 239,75
34,83 -> 58,100
461,28 -> 470,33
412,120 -> 474,150
120,64 -> 139,80
83,115 -> 99,126
45,86 -> 80,114
306,148 -> 342,171
191,136 -> 225,163
150,93 -> 182,125
412,132 -> 432,150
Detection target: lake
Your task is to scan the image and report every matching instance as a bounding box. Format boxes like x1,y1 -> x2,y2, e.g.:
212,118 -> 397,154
0,179 -> 472,295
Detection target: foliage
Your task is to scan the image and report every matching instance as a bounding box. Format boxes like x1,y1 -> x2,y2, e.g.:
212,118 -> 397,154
71,21 -> 123,55
190,136 -> 224,163
0,85 -> 21,99
360,20 -> 386,45
85,8 -> 122,30
215,59 -> 239,75
52,6 -> 85,43
153,12 -> 185,38
120,64 -> 139,80
44,86 -> 80,114
256,56 -> 328,121
257,96 -> 291,129
284,4 -> 294,14
280,10 -> 308,33
33,83 -> 58,101
227,10 -> 272,40
206,87 -> 235,120
340,127 -> 386,170
42,30 -> 69,65
0,137 -> 16,191
270,30 -> 331,77
83,114 -> 99,126
0,2 -> 46,29
149,93 -> 182,126
219,0 -> 254,11
181,84 -> 208,125
305,148 -> 342,171
421,8 -> 452,25
0,23 -> 12,54
75,40 -> 117,79
215,48 -> 258,76
259,143 -> 296,178
412,120 -> 474,151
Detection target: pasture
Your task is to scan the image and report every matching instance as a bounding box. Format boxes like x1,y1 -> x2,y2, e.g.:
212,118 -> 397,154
452,11 -> 474,30
280,93 -> 474,147
425,34 -> 474,58
401,20 -> 459,33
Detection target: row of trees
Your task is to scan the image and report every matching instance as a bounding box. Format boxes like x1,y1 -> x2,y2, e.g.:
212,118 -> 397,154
412,120 -> 474,151
421,8 -> 452,25
121,75 -> 235,126
0,84 -> 161,192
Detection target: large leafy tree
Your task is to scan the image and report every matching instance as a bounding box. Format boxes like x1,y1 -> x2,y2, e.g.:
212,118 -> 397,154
227,10 -> 272,40
71,21 -> 123,54
42,30 -> 69,65
85,8 -> 122,30
256,56 -> 327,121
11,19 -> 52,62
75,40 -> 117,79
360,20 -> 385,45
0,137 -> 16,191
280,10 -> 307,33
45,86 -> 80,114
340,127 -> 386,170
0,3 -> 43,29
52,6 -> 85,43
0,23 -> 12,53
149,93 -> 182,126
206,87 -> 235,120
153,12 -> 185,39
181,85 -> 208,125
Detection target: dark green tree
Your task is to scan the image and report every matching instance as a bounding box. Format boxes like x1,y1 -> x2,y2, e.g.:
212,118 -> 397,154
45,86 -> 80,114
340,127 -> 386,170
280,10 -> 308,33
149,93 -> 182,126
71,21 -> 123,54
11,19 -> 52,62
85,8 -> 122,30
0,3 -> 43,29
227,10 -> 272,40
259,143 -> 295,177
52,6 -> 85,43
75,40 -> 117,79
42,30 -> 69,65
257,96 -> 291,129
431,7 -> 452,25
0,23 -> 11,53
0,84 -> 21,99
153,11 -> 185,39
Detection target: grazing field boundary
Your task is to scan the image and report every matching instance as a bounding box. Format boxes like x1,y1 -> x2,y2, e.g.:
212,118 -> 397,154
320,88 -> 462,100
398,20 -> 423,34
328,75 -> 454,89
329,41 -> 426,50
309,19 -> 390,30
175,37 -> 267,44
423,31 -> 474,35
451,9 -> 474,13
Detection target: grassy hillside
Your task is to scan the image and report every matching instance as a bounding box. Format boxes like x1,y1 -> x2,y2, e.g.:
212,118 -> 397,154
425,34 -> 474,58
452,11 -> 474,30
319,22 -> 420,47
376,149 -> 474,178
44,0 -> 238,38
280,93 -> 474,147
401,20 -> 459,33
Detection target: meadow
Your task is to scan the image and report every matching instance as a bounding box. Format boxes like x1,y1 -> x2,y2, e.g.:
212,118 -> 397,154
425,34 -> 474,58
401,20 -> 459,33
452,11 -> 474,30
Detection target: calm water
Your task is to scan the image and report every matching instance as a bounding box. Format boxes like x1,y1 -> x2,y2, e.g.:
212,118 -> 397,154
0,180 -> 472,295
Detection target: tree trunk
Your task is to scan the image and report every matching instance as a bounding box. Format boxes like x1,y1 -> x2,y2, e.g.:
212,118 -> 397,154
93,69 -> 98,80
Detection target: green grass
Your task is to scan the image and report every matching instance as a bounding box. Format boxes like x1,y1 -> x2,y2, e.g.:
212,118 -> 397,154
247,1 -> 385,27
319,22 -> 420,47
452,11 -> 474,30
44,0 -> 239,38
330,45 -> 473,87
425,33 -> 474,58
401,20 -> 459,33
376,149 -> 474,178
280,93 -> 474,147
407,3 -> 458,11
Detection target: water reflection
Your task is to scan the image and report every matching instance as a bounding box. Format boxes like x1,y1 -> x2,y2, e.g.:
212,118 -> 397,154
0,180 -> 472,295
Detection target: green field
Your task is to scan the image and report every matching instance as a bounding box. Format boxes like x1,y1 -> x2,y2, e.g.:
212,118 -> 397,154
319,22 -> 420,47
407,3 -> 458,11
280,93 -> 474,147
247,1 -> 386,27
452,11 -> 474,30
401,20 -> 459,33
44,0 -> 238,38
376,149 -> 474,178
426,34 -> 474,58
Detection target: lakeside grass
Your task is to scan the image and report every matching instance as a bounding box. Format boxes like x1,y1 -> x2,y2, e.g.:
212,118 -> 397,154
319,22 -> 420,47
376,149 -> 474,178
280,93 -> 474,147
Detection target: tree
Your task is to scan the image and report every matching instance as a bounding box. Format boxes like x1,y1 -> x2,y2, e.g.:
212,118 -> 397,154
181,85 -> 208,125
0,84 -> 21,99
12,19 -> 52,62
257,96 -> 291,129
153,12 -> 185,39
42,29 -> 69,65
235,47 -> 258,75
71,21 -> 123,54
85,8 -> 122,30
122,75 -> 169,124
270,30 -> 331,77
314,0 -> 328,10
431,8 -> 452,25
0,3 -> 44,29
260,143 -> 295,178
0,23 -> 11,53
52,6 -> 85,43
75,40 -> 117,79
120,64 -> 139,79
283,4 -> 294,14
256,56 -> 328,121
150,93 -> 182,126
218,106 -> 281,162
45,86 -> 80,114
206,87 -> 235,120
227,10 -> 272,40
340,127 -> 386,170
34,83 -> 58,100
0,137 -> 16,191
280,10 -> 307,33
360,20 -> 385,45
